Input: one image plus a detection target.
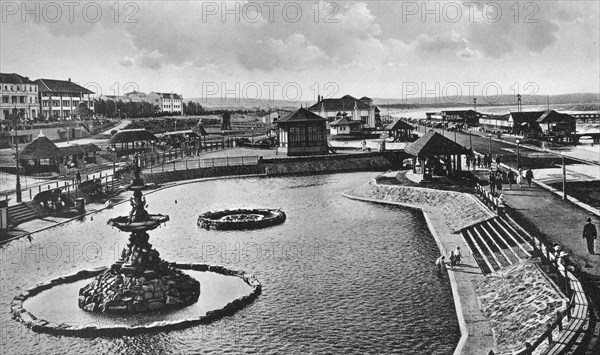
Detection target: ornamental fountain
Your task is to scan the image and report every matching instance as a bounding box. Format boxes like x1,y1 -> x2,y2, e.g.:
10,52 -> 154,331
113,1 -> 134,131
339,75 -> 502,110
78,152 -> 200,313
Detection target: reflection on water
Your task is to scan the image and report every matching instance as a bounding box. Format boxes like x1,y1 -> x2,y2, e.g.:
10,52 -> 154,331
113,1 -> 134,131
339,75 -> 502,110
1,172 -> 460,354
23,271 -> 251,327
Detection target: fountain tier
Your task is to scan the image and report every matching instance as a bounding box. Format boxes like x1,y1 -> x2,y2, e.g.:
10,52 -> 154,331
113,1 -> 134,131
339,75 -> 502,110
78,152 -> 200,314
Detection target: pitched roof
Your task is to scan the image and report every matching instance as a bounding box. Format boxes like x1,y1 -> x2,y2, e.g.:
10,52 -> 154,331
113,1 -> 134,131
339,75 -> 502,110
307,94 -> 373,112
359,96 -> 372,101
35,79 -> 94,94
385,119 -> 414,131
536,110 -> 574,123
0,73 -> 34,84
58,143 -> 101,156
330,117 -> 361,126
19,134 -> 61,159
278,107 -> 326,124
405,131 -> 470,158
107,129 -> 158,144
509,111 -> 545,123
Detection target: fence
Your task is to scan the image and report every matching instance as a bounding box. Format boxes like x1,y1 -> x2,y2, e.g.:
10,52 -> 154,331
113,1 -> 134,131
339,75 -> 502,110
475,184 -> 503,214
505,214 -> 590,355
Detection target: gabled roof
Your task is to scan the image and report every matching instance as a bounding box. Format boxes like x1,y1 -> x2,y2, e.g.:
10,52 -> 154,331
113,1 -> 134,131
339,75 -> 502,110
359,96 -> 372,101
405,131 -> 470,158
385,119 -> 414,131
537,110 -> 574,123
307,94 -> 373,112
278,107 -> 326,124
330,117 -> 361,126
19,134 -> 61,160
35,79 -> 94,94
0,73 -> 34,84
509,111 -> 545,123
107,129 -> 158,144
58,143 -> 100,156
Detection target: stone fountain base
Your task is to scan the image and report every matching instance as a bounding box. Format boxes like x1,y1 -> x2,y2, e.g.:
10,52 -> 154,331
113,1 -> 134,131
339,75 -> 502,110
78,232 -> 200,314
78,265 -> 200,314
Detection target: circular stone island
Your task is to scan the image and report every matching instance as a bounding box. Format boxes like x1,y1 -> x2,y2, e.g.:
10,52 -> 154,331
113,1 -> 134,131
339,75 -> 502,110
198,208 -> 286,230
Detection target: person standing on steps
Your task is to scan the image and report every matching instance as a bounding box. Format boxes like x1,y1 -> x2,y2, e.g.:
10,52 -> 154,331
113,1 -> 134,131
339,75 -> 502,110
525,168 -> 534,188
583,218 -> 597,254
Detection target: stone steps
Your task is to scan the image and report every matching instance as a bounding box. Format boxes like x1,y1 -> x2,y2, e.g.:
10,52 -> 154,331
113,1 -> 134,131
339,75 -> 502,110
460,217 -> 533,274
7,203 -> 40,225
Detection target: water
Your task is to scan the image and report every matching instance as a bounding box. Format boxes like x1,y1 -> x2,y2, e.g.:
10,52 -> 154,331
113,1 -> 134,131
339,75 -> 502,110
1,172 -> 460,354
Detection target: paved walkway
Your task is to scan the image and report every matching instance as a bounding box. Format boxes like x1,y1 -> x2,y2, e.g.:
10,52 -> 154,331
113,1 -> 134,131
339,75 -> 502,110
498,182 -> 600,274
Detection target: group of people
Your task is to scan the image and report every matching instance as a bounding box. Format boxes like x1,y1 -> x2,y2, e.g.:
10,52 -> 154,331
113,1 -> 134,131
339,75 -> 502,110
488,167 -> 534,195
435,246 -> 462,273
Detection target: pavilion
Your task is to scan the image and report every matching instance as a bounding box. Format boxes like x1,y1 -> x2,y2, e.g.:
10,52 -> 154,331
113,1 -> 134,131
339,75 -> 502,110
107,129 -> 158,156
405,131 -> 470,180
18,132 -> 62,173
385,119 -> 415,142
277,107 -> 328,156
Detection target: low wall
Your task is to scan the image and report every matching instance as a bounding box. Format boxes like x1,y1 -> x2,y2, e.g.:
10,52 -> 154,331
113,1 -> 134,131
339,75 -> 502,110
262,153 -> 393,176
142,165 -> 264,185
11,263 -> 261,337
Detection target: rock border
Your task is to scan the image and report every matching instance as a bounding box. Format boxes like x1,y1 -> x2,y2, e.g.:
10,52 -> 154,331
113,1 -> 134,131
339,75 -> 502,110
197,208 -> 286,230
10,263 -> 261,338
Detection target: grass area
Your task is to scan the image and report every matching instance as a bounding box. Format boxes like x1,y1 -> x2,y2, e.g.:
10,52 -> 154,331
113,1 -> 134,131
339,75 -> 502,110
548,181 -> 600,209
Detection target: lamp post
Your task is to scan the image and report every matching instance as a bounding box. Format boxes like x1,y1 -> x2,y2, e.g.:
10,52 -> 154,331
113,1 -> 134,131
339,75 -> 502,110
488,133 -> 492,155
251,127 -> 254,143
516,139 -> 520,169
469,128 -> 472,147
221,130 -> 225,149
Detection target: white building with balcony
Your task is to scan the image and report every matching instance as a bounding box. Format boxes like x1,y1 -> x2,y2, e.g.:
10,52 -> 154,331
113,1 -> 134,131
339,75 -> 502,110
147,92 -> 183,115
35,78 -> 95,120
0,73 -> 39,122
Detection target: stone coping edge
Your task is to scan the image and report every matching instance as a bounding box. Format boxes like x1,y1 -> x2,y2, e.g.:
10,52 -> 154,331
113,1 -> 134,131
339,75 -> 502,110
10,263 -> 261,338
341,192 -> 470,355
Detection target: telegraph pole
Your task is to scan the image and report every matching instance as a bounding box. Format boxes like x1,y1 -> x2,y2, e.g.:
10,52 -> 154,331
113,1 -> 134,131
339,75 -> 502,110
13,112 -> 22,202
562,155 -> 567,200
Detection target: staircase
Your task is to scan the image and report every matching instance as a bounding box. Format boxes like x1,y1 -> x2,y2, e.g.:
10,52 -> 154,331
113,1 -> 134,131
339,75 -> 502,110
460,217 -> 534,274
7,203 -> 41,225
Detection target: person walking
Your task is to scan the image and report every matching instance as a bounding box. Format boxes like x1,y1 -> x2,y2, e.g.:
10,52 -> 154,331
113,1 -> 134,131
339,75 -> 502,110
583,218 -> 597,254
489,170 -> 496,194
517,168 -> 523,188
76,170 -> 82,184
454,246 -> 462,266
495,176 -> 503,195
477,155 -> 481,168
525,168 -> 534,187
435,255 -> 446,273
507,170 -> 514,189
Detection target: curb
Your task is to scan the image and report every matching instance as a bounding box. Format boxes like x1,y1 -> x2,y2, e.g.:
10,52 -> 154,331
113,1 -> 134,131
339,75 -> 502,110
11,263 -> 261,337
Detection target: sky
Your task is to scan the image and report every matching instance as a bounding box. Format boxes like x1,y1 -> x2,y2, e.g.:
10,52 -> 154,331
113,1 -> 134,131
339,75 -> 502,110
1,0 -> 599,104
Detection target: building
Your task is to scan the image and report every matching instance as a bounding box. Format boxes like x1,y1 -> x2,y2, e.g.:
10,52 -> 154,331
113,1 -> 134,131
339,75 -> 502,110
0,73 -> 39,122
307,95 -> 379,128
147,92 -> 183,115
478,113 -> 511,132
427,110 -> 479,125
277,107 -> 328,156
36,78 -> 95,120
262,109 -> 292,125
329,115 -> 361,137
536,110 -> 576,138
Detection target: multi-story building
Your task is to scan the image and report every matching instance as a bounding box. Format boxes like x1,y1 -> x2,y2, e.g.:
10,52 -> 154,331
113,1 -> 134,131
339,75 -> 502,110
35,78 -> 95,120
147,92 -> 183,115
0,73 -> 39,122
307,95 -> 379,128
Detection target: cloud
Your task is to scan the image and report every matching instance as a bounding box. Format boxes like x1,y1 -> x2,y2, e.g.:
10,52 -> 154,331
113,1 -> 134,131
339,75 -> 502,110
118,57 -> 134,67
137,50 -> 164,70
237,34 -> 328,72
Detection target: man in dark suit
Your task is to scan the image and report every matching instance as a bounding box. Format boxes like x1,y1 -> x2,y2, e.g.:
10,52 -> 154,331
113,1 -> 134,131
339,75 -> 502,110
583,218 -> 597,254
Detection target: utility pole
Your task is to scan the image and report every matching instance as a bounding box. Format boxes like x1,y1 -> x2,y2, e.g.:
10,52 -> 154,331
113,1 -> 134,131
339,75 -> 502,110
13,112 -> 22,202
562,155 -> 567,200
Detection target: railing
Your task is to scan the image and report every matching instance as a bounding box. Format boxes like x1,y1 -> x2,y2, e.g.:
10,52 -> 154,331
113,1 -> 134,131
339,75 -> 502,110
505,214 -> 590,355
475,184 -> 503,214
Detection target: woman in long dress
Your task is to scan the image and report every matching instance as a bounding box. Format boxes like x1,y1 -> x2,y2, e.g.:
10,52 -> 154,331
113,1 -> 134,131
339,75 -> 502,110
517,168 -> 523,188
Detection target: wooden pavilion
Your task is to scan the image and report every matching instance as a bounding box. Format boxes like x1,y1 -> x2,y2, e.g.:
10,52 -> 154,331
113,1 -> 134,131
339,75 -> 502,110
405,131 -> 470,180
107,129 -> 158,157
277,108 -> 328,156
385,119 -> 415,142
18,132 -> 62,173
